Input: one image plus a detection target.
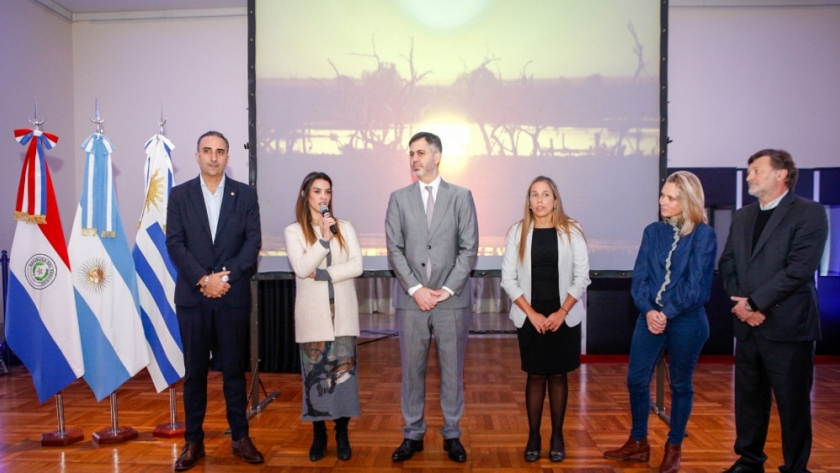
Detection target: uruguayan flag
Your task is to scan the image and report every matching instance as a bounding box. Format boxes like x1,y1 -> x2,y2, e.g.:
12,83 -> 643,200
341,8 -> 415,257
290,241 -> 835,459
68,133 -> 149,401
6,129 -> 84,403
132,134 -> 184,392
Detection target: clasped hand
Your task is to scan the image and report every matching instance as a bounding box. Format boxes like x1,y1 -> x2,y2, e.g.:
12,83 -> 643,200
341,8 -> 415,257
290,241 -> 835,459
527,309 -> 566,334
730,296 -> 766,327
200,270 -> 231,299
413,287 -> 451,311
646,310 -> 667,334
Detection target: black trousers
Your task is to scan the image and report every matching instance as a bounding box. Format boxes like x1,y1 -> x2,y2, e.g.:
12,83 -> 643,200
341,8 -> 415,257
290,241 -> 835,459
733,330 -> 815,473
177,301 -> 250,444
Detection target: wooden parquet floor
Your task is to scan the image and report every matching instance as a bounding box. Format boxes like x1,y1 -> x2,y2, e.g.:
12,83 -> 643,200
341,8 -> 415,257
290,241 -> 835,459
0,337 -> 839,472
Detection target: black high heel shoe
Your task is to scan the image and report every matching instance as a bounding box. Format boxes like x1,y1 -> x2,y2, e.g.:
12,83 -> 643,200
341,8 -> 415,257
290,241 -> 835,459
523,433 -> 541,462
548,440 -> 566,462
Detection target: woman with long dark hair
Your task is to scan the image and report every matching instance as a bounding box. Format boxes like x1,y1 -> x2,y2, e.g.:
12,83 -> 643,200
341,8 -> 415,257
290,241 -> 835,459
284,171 -> 363,462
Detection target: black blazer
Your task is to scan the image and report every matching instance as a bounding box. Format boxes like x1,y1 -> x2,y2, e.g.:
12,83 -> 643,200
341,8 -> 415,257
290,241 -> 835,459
166,176 -> 261,309
719,191 -> 828,342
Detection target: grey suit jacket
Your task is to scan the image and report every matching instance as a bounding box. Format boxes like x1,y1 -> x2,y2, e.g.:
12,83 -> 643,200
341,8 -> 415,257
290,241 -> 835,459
719,191 -> 828,342
385,179 -> 479,310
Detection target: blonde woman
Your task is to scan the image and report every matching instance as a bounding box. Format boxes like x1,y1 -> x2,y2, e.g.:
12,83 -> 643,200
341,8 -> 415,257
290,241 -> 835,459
501,176 -> 590,463
284,172 -> 363,462
603,171 -> 717,473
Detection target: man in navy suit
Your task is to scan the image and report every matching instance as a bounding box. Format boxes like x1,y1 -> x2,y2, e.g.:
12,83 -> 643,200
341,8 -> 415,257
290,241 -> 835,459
166,131 -> 263,470
719,149 -> 828,473
385,132 -> 479,463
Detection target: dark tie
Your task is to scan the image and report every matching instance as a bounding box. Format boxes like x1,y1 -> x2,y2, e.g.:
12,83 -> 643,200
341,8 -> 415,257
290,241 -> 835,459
425,186 -> 434,279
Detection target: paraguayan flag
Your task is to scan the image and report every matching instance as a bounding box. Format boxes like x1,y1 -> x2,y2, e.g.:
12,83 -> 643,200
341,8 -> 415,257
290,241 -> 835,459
6,129 -> 85,403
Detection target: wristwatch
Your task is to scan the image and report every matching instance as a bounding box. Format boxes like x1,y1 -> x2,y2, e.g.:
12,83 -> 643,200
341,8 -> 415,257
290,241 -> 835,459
202,275 -> 209,287
744,299 -> 754,312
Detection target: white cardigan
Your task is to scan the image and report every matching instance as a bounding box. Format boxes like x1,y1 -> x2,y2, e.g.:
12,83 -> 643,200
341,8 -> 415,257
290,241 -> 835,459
500,221 -> 591,328
284,219 -> 363,343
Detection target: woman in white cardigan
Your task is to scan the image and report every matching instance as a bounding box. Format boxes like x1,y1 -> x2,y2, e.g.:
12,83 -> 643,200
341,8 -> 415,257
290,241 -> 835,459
500,175 -> 591,463
284,172 -> 363,463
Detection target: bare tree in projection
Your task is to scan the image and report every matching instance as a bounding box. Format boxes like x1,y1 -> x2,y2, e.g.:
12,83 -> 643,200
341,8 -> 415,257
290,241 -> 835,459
326,37 -> 432,155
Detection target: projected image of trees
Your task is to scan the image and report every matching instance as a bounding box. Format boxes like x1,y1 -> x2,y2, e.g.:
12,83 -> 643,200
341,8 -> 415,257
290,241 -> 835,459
258,29 -> 657,161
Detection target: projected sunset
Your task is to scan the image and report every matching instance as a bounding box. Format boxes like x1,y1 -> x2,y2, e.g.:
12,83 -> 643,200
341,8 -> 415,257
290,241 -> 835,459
256,0 -> 661,270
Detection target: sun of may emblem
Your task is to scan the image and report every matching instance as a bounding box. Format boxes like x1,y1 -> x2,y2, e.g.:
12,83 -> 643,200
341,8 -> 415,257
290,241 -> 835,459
77,258 -> 110,293
144,168 -> 164,214
25,254 -> 57,290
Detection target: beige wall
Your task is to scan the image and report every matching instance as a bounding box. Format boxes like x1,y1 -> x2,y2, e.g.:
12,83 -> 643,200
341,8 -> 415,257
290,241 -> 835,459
1,0 -> 75,253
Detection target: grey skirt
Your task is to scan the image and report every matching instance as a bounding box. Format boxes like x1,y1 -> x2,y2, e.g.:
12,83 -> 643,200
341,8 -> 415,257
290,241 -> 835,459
299,336 -> 360,421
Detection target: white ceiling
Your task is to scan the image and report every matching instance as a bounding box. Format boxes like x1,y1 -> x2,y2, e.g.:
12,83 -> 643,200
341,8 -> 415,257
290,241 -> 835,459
31,0 -> 246,21
44,0 -> 245,13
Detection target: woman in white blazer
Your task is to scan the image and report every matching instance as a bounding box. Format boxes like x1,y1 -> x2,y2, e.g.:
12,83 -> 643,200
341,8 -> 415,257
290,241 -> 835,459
284,172 -> 363,463
500,176 -> 590,463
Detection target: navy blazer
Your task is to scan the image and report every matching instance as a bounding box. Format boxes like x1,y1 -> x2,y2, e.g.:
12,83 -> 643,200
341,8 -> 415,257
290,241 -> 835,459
719,191 -> 828,342
166,175 -> 261,309
631,221 -> 717,320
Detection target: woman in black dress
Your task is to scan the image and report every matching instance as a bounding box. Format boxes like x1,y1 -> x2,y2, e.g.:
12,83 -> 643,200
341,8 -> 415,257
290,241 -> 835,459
501,176 -> 591,462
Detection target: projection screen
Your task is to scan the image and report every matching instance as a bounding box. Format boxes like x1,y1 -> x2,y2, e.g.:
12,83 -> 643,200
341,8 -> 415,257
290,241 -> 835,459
254,0 -> 662,271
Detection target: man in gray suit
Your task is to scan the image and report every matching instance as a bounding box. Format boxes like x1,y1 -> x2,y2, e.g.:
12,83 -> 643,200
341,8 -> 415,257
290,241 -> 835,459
719,149 -> 828,473
385,131 -> 478,463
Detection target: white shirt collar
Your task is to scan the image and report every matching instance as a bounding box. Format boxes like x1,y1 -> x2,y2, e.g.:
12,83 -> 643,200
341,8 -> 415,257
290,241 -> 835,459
199,173 -> 226,195
760,189 -> 788,211
418,175 -> 442,197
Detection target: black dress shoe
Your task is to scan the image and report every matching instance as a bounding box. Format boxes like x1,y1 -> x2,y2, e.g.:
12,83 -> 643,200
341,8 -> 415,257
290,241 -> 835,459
723,465 -> 765,473
392,438 -> 424,461
174,442 -> 205,471
443,438 -> 467,463
231,437 -> 265,464
524,449 -> 540,462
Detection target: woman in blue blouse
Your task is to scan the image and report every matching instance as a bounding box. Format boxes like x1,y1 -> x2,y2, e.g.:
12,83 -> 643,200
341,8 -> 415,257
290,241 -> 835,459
603,171 -> 717,473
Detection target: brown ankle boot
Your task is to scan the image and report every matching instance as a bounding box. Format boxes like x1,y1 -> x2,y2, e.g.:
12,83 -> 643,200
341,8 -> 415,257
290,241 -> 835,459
603,436 -> 650,462
659,443 -> 681,473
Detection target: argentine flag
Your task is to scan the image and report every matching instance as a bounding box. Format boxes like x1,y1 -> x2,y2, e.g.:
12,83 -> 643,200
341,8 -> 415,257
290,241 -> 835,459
132,134 -> 184,392
68,133 -> 149,401
6,129 -> 84,403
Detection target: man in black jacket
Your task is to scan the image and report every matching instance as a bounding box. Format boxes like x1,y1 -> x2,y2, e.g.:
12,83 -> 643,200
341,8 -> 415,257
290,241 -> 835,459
719,149 -> 828,473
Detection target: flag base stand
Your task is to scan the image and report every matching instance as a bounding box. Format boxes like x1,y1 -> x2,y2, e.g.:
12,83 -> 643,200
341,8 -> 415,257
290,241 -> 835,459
153,386 -> 185,438
41,428 -> 84,447
92,392 -> 138,446
42,392 -> 84,446
92,426 -> 138,445
153,422 -> 185,438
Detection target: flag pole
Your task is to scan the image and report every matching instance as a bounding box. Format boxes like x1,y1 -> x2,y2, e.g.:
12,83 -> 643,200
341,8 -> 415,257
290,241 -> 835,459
75,100 -> 144,446
153,385 -> 185,438
8,104 -> 86,445
139,110 -> 185,438
92,392 -> 138,446
41,391 -> 84,446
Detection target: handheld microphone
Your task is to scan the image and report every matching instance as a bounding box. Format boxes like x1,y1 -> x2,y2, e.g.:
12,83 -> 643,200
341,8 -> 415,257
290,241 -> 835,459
319,205 -> 338,235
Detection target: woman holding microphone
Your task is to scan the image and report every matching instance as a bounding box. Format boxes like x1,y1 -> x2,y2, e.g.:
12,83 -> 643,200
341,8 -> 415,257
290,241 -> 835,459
285,171 -> 363,462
